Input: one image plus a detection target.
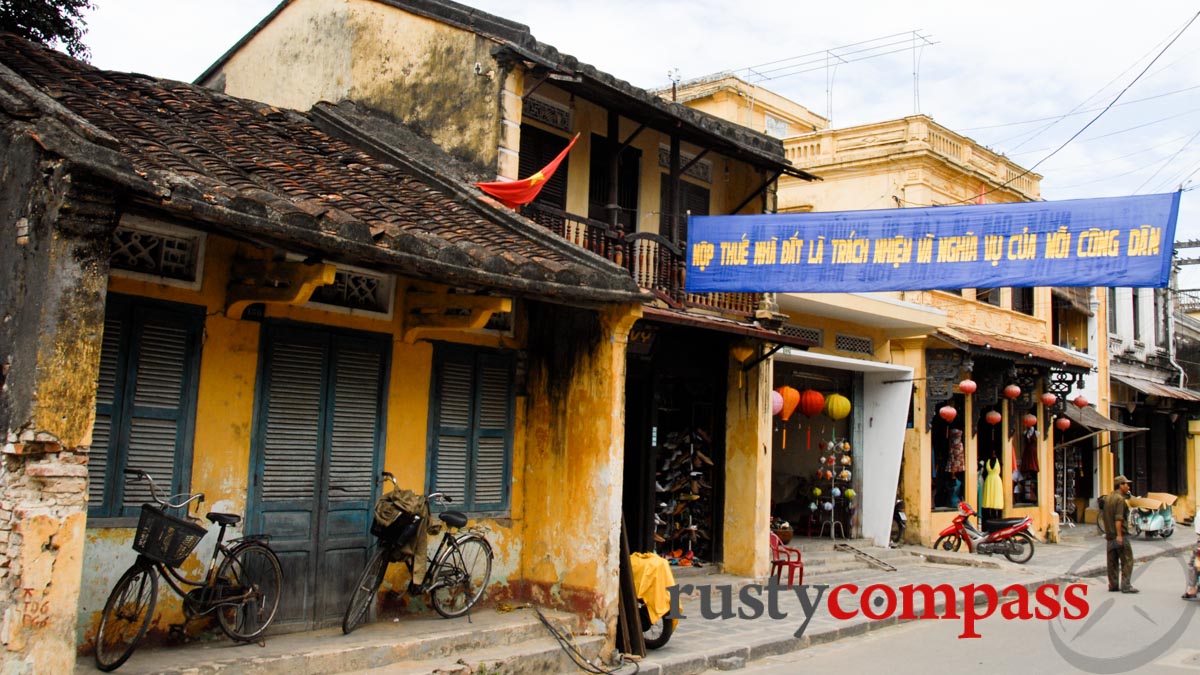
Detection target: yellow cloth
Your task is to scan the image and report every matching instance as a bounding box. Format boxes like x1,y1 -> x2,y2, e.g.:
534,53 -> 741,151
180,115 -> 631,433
982,458 -> 1004,510
629,552 -> 675,624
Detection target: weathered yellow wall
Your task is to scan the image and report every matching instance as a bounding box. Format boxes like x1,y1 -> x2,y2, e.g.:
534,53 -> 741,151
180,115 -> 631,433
516,303 -> 638,638
722,344 -> 772,577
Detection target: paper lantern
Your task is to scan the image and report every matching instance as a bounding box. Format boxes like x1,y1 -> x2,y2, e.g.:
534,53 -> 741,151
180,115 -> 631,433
827,456 -> 836,465
1041,393 -> 1058,407
832,487 -> 842,498
1055,416 -> 1072,431
959,379 -> 977,395
825,470 -> 834,480
776,386 -> 800,446
809,502 -> 818,511
771,390 -> 784,416
841,441 -> 851,451
819,456 -> 827,466
841,470 -> 852,482
826,440 -> 836,452
1004,384 -> 1022,400
823,501 -> 834,511
841,455 -> 852,465
798,389 -> 825,449
1072,395 -> 1089,409
824,393 -> 852,421
845,489 -> 856,500
939,405 -> 958,422
812,487 -> 822,497
1022,413 -> 1038,428
985,410 -> 1002,425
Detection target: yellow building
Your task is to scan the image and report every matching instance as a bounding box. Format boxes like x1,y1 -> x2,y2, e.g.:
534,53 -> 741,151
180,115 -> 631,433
0,34 -> 651,669
670,74 -> 1106,545
200,0 -> 833,586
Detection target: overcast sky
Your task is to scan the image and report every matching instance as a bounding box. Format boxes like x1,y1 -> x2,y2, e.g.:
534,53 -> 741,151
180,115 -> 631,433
81,1 -> 1200,286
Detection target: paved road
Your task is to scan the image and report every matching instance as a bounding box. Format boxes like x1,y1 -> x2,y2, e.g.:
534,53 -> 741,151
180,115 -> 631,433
697,553 -> 1200,675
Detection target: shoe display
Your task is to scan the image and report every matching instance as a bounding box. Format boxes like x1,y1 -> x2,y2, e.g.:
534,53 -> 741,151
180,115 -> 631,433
652,427 -> 716,565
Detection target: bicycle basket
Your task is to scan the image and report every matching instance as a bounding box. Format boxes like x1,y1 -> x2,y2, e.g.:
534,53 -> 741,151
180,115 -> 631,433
132,504 -> 207,567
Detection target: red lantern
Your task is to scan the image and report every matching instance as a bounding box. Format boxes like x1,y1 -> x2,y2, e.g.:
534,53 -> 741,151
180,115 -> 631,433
959,379 -> 977,395
1004,384 -> 1022,400
1072,395 -> 1089,409
985,410 -> 1002,425
1040,392 -> 1057,407
1022,413 -> 1038,428
1055,417 -> 1072,431
799,389 -> 826,450
939,405 -> 958,422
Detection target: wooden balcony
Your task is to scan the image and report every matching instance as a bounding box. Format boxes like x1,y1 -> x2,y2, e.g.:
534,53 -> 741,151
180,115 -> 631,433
522,202 -> 758,318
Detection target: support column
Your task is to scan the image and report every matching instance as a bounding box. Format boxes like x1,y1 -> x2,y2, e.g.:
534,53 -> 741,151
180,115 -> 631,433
722,342 -> 772,578
1,133 -> 112,672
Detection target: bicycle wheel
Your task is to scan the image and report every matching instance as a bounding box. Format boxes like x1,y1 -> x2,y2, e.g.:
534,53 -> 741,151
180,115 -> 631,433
215,542 -> 283,642
95,562 -> 158,672
342,548 -> 388,634
933,534 -> 962,552
430,533 -> 493,619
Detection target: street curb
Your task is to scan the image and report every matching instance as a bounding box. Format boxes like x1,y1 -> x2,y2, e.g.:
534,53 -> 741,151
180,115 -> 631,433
645,539 -> 1195,675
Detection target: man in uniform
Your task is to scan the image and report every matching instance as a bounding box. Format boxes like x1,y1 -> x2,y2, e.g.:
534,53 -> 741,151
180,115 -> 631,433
1102,475 -> 1137,593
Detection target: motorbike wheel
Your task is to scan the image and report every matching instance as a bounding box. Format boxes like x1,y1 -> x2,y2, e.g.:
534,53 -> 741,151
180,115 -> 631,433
890,519 -> 904,546
933,535 -> 962,552
1004,532 -> 1035,564
639,600 -> 676,649
1159,525 -> 1174,538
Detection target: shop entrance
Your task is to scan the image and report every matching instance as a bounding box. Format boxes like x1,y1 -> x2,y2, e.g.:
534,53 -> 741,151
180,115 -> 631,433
770,363 -> 858,540
623,322 -> 727,568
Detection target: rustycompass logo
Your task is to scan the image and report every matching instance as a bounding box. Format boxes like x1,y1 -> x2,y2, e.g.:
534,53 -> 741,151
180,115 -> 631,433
666,577 -> 1089,640
1048,537 -> 1198,674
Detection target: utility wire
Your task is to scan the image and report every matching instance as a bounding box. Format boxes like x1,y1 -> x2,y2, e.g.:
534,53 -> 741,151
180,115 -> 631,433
958,84 -> 1200,132
1136,128 -> 1200,193
938,9 -> 1200,207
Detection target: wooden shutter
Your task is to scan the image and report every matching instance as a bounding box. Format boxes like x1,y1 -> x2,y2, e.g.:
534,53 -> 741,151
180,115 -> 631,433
90,295 -> 202,518
260,340 -> 324,502
472,357 -> 513,509
328,344 -> 384,502
433,359 -> 472,504
89,317 -> 123,510
430,347 -> 514,512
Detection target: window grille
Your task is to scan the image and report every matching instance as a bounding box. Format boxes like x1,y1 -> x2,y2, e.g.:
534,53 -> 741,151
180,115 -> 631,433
309,270 -> 392,315
110,222 -> 201,284
782,324 -> 822,346
835,333 -> 874,355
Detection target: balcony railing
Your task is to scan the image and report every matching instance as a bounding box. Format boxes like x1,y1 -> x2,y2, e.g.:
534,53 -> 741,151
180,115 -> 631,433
522,202 -> 757,318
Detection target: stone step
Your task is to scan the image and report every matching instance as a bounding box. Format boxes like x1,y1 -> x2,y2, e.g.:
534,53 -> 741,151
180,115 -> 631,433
73,608 -> 584,675
340,634 -> 607,675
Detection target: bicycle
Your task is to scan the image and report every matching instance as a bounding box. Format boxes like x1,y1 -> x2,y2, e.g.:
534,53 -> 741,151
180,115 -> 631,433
342,471 -> 494,634
94,469 -> 283,671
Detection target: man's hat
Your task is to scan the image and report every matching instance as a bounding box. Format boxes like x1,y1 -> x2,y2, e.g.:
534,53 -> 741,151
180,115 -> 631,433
1114,475 -> 1131,486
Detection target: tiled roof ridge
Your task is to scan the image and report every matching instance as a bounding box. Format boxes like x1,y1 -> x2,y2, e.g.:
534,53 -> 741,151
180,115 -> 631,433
0,33 -> 644,304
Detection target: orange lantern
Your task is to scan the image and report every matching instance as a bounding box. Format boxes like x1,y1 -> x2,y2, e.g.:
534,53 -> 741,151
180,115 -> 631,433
1055,416 -> 1072,431
985,410 -> 1002,425
1022,413 -> 1038,428
959,379 -> 977,395
799,389 -> 825,450
776,386 -> 800,446
939,405 -> 958,423
1041,393 -> 1057,407
1072,395 -> 1089,408
1004,384 -> 1022,400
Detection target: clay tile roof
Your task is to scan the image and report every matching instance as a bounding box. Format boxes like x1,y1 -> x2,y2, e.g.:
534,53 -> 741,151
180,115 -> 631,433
0,33 -> 644,305
937,326 -> 1092,371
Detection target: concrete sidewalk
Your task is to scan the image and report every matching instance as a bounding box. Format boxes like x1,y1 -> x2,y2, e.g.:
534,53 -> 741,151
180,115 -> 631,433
634,525 -> 1197,675
71,526 -> 1195,675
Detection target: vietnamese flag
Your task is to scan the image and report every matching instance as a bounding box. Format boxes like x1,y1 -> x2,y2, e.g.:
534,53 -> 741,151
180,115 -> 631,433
476,133 -> 579,209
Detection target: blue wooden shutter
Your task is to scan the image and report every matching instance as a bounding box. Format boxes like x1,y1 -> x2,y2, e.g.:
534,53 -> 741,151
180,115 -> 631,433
90,295 -> 203,518
260,340 -> 325,502
328,343 -> 384,502
473,355 -> 513,510
433,359 -> 472,504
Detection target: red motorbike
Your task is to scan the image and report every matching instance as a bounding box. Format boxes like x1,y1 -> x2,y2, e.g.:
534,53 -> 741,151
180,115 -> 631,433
932,501 -> 1036,564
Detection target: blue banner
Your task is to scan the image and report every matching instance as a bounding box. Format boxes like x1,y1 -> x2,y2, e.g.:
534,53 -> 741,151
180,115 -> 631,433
685,193 -> 1180,292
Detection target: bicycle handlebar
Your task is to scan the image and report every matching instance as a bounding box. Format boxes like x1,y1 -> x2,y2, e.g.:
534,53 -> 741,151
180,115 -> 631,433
378,472 -> 453,503
124,469 -> 204,510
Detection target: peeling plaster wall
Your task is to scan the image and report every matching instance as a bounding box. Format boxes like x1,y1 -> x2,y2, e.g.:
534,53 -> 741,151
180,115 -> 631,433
1,122 -> 111,673
516,302 -> 637,639
722,348 -> 772,577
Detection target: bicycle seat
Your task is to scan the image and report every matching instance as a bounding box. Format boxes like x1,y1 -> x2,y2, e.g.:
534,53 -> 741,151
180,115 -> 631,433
207,512 -> 241,526
439,511 -> 468,528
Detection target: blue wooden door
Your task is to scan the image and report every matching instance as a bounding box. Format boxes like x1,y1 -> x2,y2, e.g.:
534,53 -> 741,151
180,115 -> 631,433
248,323 -> 389,630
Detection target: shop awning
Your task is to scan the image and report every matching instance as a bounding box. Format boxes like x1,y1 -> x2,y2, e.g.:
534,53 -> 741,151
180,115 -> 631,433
1112,374 -> 1200,402
935,326 -> 1092,372
640,306 -> 819,349
1063,405 -> 1146,433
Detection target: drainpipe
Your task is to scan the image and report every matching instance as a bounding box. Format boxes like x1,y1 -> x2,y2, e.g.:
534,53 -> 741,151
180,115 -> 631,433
1168,279 -> 1188,387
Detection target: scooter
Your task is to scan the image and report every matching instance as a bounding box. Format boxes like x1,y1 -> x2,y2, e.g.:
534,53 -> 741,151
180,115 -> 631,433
1128,492 -> 1177,538
630,552 -> 677,649
932,501 -> 1036,563
890,498 -> 907,546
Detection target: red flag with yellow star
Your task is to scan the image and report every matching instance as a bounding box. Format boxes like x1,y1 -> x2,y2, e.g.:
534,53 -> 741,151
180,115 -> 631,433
476,133 -> 579,209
